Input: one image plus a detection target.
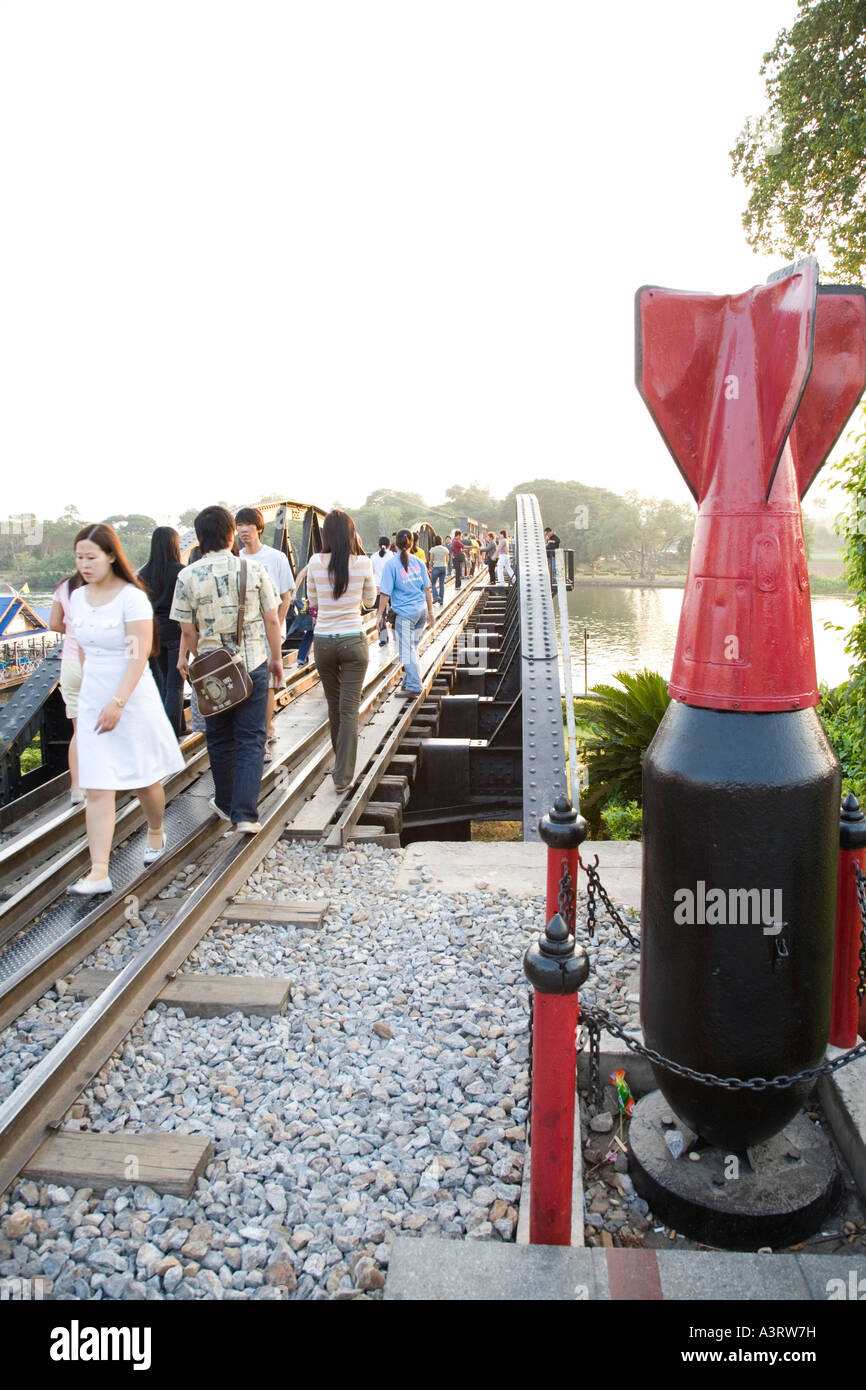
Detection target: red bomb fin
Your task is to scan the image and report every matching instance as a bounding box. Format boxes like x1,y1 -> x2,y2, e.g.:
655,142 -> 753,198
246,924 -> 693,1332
635,286 -> 726,502
636,261 -> 819,505
789,286 -> 866,500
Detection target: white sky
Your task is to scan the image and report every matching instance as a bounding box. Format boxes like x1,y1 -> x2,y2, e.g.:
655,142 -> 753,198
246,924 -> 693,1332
5,0 -> 853,530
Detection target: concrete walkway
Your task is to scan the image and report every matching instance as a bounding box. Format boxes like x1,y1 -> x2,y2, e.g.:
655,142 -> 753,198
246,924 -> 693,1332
395,839 -> 642,910
385,1238 -> 866,1300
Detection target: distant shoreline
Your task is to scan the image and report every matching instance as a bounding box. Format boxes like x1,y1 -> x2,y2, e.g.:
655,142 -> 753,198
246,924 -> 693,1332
572,575 -> 851,595
572,576 -> 685,588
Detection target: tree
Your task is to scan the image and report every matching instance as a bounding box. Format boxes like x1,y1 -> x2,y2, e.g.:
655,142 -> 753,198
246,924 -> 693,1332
442,483 -> 504,529
104,513 -> 159,536
820,419 -> 866,799
731,1 -> 866,280
608,495 -> 694,580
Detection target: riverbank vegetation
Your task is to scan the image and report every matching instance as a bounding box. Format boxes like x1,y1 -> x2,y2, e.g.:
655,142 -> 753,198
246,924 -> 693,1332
820,418 -> 866,803
573,670 -> 670,840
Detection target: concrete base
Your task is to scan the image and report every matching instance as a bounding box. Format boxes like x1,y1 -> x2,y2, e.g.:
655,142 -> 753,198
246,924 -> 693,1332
818,1045 -> 866,1205
384,1236 -> 866,1301
395,839 -> 642,909
628,1091 -> 842,1251
515,1104 -> 584,1246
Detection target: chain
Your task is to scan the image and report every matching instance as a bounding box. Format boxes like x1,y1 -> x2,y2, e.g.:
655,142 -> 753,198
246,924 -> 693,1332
576,1003 -> 866,1092
579,853 -> 640,948
557,858 -> 576,933
855,864 -> 866,1005
578,1018 -> 603,1104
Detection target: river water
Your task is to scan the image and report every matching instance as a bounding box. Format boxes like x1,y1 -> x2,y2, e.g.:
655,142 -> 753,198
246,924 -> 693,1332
560,585 -> 858,696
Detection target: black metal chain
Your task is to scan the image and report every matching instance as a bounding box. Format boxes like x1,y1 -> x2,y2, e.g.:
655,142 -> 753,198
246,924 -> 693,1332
578,1005 -> 866,1101
580,852 -> 640,949
855,863 -> 866,1004
557,858 -> 576,933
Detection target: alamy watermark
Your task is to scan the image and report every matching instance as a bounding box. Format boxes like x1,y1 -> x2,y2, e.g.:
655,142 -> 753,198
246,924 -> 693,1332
1,1276 -> 49,1299
674,881 -> 784,935
826,1270 -> 866,1299
0,514 -> 42,546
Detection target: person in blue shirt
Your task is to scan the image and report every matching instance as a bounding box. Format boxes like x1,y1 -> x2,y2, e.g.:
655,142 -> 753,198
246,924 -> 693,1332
377,529 -> 434,694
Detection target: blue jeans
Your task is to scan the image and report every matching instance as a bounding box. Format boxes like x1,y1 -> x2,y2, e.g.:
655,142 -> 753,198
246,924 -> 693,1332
156,642 -> 184,736
204,660 -> 269,823
395,608 -> 427,692
431,566 -> 446,604
296,628 -> 314,664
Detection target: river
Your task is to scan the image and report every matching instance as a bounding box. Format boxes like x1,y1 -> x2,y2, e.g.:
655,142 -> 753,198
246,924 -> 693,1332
560,585 -> 858,696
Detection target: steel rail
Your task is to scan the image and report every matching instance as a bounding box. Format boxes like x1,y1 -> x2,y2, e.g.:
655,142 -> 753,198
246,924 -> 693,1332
0,742 -> 333,1198
0,576 -> 479,1029
0,575 -> 489,1195
0,606 -> 403,931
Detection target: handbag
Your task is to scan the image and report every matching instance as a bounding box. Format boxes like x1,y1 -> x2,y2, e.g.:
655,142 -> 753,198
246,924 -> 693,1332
189,560 -> 254,716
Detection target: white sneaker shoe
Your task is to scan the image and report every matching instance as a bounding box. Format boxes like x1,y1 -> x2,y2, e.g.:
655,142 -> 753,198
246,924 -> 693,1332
143,832 -> 167,865
209,797 -> 231,823
234,820 -> 263,834
67,876 -> 113,896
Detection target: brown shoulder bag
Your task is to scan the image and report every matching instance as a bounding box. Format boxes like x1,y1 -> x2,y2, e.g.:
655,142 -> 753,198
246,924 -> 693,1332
189,559 -> 254,716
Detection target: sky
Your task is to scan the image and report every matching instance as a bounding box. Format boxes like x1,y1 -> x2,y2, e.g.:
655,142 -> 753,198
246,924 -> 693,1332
5,0 -> 854,531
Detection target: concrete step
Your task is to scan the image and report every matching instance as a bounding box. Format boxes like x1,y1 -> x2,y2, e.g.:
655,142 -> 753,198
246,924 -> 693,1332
385,1236 -> 866,1301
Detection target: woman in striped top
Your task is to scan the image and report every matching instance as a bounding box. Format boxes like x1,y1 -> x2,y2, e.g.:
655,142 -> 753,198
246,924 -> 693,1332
307,511 -> 377,790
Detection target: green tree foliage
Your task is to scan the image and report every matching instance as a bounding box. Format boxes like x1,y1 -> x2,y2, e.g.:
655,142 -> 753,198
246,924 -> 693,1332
442,483 -> 505,529
612,494 -> 695,580
600,799 -> 643,841
731,1 -> 866,279
576,670 -> 671,836
820,416 -> 866,797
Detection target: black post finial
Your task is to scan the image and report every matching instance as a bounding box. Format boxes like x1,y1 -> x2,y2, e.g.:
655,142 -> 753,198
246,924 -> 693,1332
538,796 -> 587,851
524,913 -> 589,994
840,793 -> 866,851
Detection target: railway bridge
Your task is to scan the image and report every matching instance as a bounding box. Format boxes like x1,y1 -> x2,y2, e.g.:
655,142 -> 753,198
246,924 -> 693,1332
0,493 -> 571,1196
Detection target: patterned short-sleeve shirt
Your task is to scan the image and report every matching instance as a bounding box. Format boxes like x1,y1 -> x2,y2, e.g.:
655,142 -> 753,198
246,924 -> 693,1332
170,550 -> 277,671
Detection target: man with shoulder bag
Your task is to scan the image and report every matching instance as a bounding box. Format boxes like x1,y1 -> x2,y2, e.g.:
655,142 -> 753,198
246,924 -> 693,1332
171,505 -> 283,834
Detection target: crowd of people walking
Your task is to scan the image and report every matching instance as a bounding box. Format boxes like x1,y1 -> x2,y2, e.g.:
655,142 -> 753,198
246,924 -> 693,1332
48,503 -> 517,893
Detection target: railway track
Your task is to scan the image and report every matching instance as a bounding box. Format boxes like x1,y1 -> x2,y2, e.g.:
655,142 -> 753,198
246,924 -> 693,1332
0,570 -> 489,1196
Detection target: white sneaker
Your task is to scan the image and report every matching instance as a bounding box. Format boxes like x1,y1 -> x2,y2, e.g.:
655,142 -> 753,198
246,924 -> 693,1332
234,820 -> 263,834
209,797 -> 231,823
143,832 -> 167,865
67,876 -> 113,895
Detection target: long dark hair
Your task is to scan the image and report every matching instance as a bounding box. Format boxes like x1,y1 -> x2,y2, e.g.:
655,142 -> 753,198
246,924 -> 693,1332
59,570 -> 85,595
321,510 -> 358,599
139,526 -> 181,599
74,524 -> 146,589
74,523 -> 157,655
396,528 -> 413,572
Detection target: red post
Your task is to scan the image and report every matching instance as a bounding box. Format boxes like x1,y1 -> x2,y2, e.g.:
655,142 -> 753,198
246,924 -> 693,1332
542,797 -> 583,932
528,984 -> 581,1244
524,797 -> 588,1245
831,794 -> 866,1048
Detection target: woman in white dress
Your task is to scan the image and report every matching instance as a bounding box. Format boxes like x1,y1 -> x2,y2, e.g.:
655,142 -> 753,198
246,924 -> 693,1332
68,524 -> 185,895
